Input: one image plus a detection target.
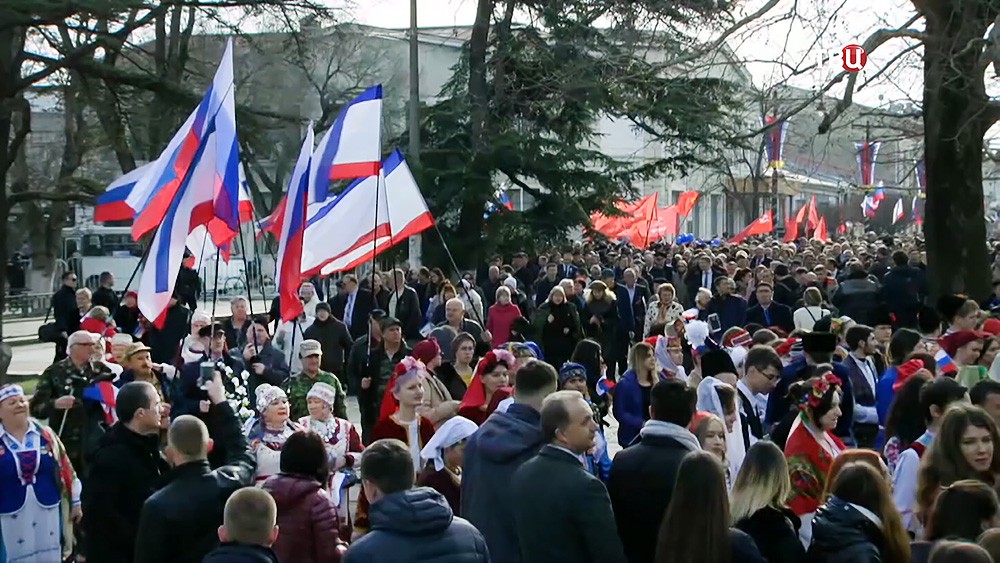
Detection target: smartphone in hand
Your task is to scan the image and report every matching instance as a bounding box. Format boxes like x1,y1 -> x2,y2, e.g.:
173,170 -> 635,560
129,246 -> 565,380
199,362 -> 215,390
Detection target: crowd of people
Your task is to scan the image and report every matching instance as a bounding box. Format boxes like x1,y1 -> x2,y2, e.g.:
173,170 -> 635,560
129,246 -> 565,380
6,233 -> 1000,562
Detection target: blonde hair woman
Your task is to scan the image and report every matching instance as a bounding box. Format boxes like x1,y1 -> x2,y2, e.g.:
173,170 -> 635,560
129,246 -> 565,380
644,283 -> 685,338
793,287 -> 829,331
731,441 -> 806,563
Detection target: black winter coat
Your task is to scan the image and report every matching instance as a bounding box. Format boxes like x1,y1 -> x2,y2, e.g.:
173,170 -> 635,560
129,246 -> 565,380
832,275 -> 881,327
303,316 -> 354,376
51,284 -> 79,334
147,303 -> 191,365
134,402 -> 256,563
735,506 -> 806,563
202,543 -> 279,563
343,487 -> 489,563
532,300 -> 582,368
879,264 -> 928,328
806,497 -> 884,563
82,423 -> 170,563
606,427 -> 693,563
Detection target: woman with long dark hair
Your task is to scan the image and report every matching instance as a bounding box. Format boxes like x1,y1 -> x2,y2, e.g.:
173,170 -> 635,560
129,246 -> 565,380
655,451 -> 765,563
731,441 -> 806,563
917,404 -> 1000,530
808,462 -> 910,563
911,479 -> 1000,563
882,366 -> 932,473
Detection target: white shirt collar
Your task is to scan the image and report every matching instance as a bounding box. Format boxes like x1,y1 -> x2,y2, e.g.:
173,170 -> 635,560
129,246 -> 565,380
0,422 -> 40,445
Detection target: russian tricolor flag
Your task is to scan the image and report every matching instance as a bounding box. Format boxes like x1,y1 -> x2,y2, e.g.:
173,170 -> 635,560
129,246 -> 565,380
95,162 -> 154,222
83,381 -> 119,425
130,39 -> 241,246
311,85 -> 383,202
274,125 -> 314,322
595,374 -> 615,397
935,349 -> 958,375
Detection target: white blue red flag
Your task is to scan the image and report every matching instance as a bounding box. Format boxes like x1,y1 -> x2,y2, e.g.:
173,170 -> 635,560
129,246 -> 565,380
916,158 -> 926,193
892,197 -> 905,225
300,150 -> 434,276
935,349 -> 957,375
83,381 -> 119,425
95,162 -> 154,222
275,125 -> 314,322
595,374 -> 615,397
311,85 -> 383,202
855,141 -> 881,187
763,115 -> 788,169
483,188 -> 514,218
130,39 -> 240,246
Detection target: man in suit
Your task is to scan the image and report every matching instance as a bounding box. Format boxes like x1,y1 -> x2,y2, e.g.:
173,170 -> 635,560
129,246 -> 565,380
684,253 -> 725,307
378,268 -> 422,342
745,282 -> 794,334
736,346 -> 783,452
708,276 -> 746,333
607,380 -> 699,563
749,246 -> 771,269
510,390 -> 627,563
841,324 -> 882,448
330,274 -> 374,339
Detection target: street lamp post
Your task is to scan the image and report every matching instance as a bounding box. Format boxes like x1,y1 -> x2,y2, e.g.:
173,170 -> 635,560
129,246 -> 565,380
407,0 -> 422,267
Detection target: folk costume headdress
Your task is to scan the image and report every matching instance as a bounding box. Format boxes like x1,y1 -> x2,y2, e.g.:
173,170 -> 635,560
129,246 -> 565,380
458,348 -> 516,411
419,416 -> 479,472
378,356 -> 427,421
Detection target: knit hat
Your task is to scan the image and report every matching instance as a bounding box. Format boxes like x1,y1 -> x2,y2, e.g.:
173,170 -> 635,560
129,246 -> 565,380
601,268 -> 615,280
255,384 -> 286,413
191,310 -> 212,325
502,277 -> 518,291
413,338 -> 441,365
298,339 -> 323,358
315,302 -> 332,314
0,384 -> 24,403
558,362 -> 588,386
939,330 -> 989,357
110,334 -> 134,346
306,381 -> 338,407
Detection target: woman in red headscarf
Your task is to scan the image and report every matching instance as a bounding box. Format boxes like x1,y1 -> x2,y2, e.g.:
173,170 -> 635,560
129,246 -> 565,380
456,349 -> 515,425
354,356 -> 436,538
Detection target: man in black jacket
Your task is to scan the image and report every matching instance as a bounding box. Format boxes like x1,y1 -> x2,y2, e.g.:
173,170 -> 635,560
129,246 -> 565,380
203,488 -> 280,563
133,372 -> 256,563
147,295 -> 190,365
879,251 -> 928,329
832,262 -> 881,326
607,380 -> 700,563
83,381 -> 170,563
330,274 -> 375,339
51,270 -> 79,361
378,268 -> 422,342
303,302 -> 353,381
92,271 -> 118,311
746,283 -> 794,334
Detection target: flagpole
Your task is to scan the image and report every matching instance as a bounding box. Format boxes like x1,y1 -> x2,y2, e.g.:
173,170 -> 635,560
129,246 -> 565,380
119,233 -> 154,303
211,248 -> 221,321
364,173 -> 383,374
431,220 -> 485,327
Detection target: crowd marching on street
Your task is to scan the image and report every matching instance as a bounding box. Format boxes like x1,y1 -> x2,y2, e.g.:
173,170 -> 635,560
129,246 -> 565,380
11,233 -> 1000,562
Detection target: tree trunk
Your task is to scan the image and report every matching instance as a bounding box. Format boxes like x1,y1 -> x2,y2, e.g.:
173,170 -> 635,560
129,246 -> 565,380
0,14 -> 25,344
921,3 -> 994,299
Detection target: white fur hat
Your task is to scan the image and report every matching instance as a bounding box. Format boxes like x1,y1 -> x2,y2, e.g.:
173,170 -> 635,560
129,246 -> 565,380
254,384 -> 287,413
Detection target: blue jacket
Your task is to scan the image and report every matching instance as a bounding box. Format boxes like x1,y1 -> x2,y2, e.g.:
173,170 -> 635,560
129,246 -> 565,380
876,365 -> 899,425
613,369 -> 648,448
765,357 -> 856,443
709,294 -> 748,333
344,487 -> 489,563
461,403 -> 543,563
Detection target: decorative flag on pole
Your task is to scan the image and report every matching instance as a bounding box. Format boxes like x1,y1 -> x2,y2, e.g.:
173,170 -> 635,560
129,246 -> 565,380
916,158 -> 926,194
131,40 -> 238,243
83,381 -> 119,425
782,218 -> 799,243
892,198 -> 905,225
837,222 -> 847,235
484,188 -> 514,218
814,216 -> 829,241
95,162 -> 154,222
855,140 -> 881,187
646,205 -> 679,243
935,349 -> 958,375
676,191 -> 700,218
311,85 -> 383,202
913,197 -> 922,226
274,125 -> 315,322
763,115 -> 789,169
806,196 -> 820,232
595,374 -> 615,396
730,211 -> 773,244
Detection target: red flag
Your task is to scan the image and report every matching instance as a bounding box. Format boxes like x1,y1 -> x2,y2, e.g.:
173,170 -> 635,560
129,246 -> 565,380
836,222 -> 847,235
676,191 -> 700,218
815,216 -> 830,241
646,205 -> 679,244
794,201 -> 808,224
597,194 -> 658,240
625,194 -> 660,246
730,211 -> 774,244
782,218 -> 799,243
807,196 -> 820,231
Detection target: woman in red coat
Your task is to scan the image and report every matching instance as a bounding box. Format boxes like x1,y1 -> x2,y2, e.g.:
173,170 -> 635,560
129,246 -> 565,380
262,430 -> 347,563
486,286 -> 524,346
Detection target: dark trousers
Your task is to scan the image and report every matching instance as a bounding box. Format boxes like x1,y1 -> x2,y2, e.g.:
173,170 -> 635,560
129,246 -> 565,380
607,329 -> 631,378
54,337 -> 68,363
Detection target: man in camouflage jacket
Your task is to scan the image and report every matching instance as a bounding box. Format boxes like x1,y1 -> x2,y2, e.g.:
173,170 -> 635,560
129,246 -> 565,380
30,330 -> 116,475
283,339 -> 347,421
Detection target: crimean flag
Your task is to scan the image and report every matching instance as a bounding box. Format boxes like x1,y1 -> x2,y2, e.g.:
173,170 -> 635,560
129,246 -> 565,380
730,211 -> 773,244
763,115 -> 789,169
311,85 -> 384,202
676,191 -> 700,218
856,140 -> 881,187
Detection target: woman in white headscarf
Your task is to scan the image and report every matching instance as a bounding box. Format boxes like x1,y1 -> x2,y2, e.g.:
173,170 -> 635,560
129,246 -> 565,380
416,416 -> 478,516
696,376 -> 747,484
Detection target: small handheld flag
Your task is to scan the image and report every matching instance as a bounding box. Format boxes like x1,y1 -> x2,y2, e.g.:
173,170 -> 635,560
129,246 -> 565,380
83,381 -> 119,425
596,374 -> 615,397
934,349 -> 958,375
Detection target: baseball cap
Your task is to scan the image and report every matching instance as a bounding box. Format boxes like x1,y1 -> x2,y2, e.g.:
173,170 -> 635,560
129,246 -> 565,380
299,339 -> 323,358
125,342 -> 152,359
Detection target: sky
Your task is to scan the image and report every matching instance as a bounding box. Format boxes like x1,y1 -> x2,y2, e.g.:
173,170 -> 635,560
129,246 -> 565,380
349,0 -> 925,110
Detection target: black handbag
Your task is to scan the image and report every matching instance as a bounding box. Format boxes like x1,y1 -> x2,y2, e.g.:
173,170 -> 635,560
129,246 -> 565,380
38,301 -> 60,342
